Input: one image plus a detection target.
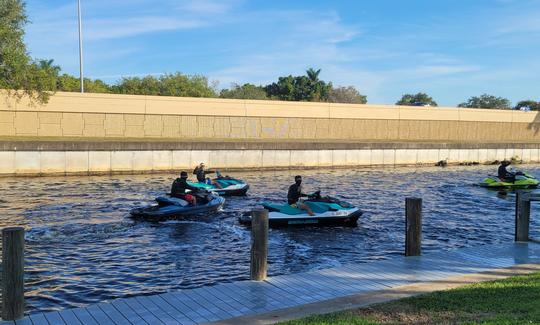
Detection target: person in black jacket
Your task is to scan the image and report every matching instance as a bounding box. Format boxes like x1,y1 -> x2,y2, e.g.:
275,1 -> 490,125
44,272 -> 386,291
287,175 -> 315,216
498,161 -> 516,182
193,163 -> 215,183
171,171 -> 199,205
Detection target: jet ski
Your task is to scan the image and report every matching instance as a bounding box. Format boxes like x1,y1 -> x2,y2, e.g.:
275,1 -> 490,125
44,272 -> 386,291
187,177 -> 249,196
239,192 -> 362,227
478,172 -> 539,189
130,192 -> 225,221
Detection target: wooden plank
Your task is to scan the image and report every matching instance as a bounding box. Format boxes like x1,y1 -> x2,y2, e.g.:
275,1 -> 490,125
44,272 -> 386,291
187,289 -> 235,320
201,283 -> 266,312
316,266 -> 402,292
108,300 -> 148,325
265,276 -> 324,303
146,294 -> 195,325
133,296 -> 179,324
57,309 -> 83,325
159,292 -> 205,324
121,298 -> 163,325
86,304 -> 114,324
14,318 -> 31,325
97,303 -> 131,325
168,291 -> 215,322
192,287 -> 242,317
311,267 -> 387,292
28,313 -> 49,325
71,308 -> 99,325
43,311 -> 66,325
265,276 -> 325,302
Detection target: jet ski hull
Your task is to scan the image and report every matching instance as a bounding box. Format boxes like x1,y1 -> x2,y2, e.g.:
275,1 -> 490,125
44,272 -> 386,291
239,208 -> 361,227
188,180 -> 249,196
130,195 -> 225,222
478,176 -> 539,189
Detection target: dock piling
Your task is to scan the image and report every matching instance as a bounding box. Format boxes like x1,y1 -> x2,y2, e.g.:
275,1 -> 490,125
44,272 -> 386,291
405,197 -> 422,256
515,191 -> 531,242
2,227 -> 25,321
250,209 -> 268,281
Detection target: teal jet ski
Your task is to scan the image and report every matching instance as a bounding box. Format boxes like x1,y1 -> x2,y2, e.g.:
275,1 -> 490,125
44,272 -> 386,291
187,177 -> 249,196
130,192 -> 225,221
239,192 -> 361,227
478,172 -> 539,189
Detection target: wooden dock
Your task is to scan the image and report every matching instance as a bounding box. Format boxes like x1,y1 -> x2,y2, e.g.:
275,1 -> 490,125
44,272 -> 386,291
3,242 -> 540,325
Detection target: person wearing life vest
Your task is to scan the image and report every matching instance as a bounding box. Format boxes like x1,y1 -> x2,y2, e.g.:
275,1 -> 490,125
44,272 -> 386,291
171,171 -> 198,205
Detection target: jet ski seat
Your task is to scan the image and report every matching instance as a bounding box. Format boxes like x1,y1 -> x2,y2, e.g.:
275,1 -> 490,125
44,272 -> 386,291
156,196 -> 189,206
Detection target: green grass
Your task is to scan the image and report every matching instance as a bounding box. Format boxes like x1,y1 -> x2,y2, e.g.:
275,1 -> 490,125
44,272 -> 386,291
279,272 -> 540,325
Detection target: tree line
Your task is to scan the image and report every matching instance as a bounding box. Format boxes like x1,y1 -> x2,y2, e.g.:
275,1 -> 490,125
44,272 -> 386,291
1,0 -> 538,110
394,92 -> 540,110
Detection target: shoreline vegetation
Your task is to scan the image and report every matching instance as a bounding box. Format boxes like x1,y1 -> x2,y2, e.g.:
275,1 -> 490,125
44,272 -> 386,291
278,271 -> 540,325
2,1 -> 540,109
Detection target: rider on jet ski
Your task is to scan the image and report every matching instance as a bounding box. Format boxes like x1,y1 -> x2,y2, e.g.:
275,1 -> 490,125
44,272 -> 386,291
287,175 -> 315,216
171,171 -> 199,205
193,163 -> 222,188
498,160 -> 520,183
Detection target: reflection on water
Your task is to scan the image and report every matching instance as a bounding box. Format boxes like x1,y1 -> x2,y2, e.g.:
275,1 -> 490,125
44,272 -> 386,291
1,165 -> 539,313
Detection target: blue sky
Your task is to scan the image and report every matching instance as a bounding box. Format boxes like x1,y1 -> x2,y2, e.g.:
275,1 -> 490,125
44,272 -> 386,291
24,0 -> 540,106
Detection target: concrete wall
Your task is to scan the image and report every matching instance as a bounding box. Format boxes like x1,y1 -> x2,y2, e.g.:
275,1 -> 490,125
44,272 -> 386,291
2,92 -> 540,142
0,147 -> 537,176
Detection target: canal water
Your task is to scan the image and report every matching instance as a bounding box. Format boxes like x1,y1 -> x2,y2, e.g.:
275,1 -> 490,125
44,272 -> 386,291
1,165 -> 539,313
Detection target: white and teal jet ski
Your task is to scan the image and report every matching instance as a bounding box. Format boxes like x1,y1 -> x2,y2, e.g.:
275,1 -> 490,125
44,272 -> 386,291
240,192 -> 362,227
188,177 -> 249,196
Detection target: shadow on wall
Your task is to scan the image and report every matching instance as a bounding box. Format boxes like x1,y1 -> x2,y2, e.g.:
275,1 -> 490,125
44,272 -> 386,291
527,111 -> 540,135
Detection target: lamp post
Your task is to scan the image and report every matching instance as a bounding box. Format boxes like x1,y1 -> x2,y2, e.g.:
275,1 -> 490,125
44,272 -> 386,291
77,0 -> 84,93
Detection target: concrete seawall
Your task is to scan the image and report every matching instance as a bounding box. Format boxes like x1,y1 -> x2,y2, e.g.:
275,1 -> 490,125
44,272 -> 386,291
2,92 -> 540,176
1,141 -> 538,176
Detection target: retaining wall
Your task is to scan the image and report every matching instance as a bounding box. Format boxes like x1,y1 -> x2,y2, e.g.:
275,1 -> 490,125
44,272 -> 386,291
2,92 -> 540,142
2,92 -> 540,175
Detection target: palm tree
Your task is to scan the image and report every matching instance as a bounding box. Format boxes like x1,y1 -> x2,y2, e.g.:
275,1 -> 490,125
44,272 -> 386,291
37,59 -> 61,75
306,68 -> 321,83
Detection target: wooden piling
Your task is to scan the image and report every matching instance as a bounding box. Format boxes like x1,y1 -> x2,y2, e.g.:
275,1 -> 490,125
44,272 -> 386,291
2,227 -> 25,321
250,209 -> 268,281
515,191 -> 531,242
405,198 -> 422,256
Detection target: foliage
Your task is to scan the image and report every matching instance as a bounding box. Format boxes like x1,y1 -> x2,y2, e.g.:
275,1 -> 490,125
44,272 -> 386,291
515,100 -> 540,111
111,73 -> 217,97
396,92 -> 438,106
328,86 -> 367,104
219,83 -> 267,100
265,68 -> 332,102
0,0 -> 57,103
280,272 -> 540,324
57,74 -> 110,93
458,94 -> 512,109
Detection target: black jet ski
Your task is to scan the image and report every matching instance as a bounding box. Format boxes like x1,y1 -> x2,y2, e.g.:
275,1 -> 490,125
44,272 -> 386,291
239,192 -> 362,227
130,192 -> 225,222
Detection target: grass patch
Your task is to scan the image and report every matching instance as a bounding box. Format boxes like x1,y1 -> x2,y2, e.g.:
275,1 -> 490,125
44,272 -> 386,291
279,271 -> 540,325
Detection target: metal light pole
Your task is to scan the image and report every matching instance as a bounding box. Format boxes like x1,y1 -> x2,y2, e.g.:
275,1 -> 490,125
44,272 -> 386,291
77,0 -> 84,93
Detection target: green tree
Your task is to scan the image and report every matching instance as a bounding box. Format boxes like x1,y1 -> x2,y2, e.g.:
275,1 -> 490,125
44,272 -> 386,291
458,94 -> 511,109
328,86 -> 367,104
112,73 -> 217,97
0,0 -> 57,103
515,100 -> 540,111
220,83 -> 267,100
57,74 -> 110,93
396,93 -> 438,106
265,68 -> 332,102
